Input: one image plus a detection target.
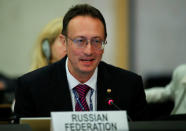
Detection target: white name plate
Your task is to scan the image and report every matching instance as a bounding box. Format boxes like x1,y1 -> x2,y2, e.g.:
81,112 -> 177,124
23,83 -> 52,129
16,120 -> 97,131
51,111 -> 128,131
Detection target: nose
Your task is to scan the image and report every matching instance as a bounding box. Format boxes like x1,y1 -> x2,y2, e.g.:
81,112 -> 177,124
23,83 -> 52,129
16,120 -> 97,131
83,41 -> 93,55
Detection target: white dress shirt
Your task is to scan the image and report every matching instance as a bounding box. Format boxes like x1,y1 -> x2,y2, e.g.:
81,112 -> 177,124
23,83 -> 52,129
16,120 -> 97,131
65,58 -> 97,111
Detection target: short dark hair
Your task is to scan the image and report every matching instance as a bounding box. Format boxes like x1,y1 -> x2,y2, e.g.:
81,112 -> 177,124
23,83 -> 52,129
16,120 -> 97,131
62,4 -> 107,39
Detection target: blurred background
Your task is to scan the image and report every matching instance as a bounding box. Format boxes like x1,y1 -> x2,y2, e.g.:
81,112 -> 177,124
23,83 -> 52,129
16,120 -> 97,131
0,0 -> 186,82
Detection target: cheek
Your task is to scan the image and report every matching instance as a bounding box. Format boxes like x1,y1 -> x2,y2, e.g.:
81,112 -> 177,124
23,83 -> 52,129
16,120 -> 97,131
52,43 -> 65,58
67,48 -> 79,59
67,45 -> 80,56
52,46 -> 59,56
58,45 -> 65,53
96,50 -> 104,57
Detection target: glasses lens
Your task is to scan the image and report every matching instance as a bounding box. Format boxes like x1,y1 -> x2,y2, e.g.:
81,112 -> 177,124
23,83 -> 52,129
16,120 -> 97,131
91,39 -> 102,49
73,37 -> 86,48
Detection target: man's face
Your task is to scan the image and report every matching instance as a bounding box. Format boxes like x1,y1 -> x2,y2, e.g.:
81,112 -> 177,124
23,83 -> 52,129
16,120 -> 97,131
65,16 -> 105,78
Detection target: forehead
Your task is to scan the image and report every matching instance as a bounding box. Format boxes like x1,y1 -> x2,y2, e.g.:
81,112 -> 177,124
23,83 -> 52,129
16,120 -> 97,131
67,16 -> 105,38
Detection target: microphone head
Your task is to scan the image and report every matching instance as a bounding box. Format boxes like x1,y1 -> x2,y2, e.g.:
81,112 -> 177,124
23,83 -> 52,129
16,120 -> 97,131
107,99 -> 114,105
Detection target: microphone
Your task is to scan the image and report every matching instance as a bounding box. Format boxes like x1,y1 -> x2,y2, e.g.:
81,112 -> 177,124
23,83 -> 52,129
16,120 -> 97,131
107,98 -> 133,121
107,99 -> 121,110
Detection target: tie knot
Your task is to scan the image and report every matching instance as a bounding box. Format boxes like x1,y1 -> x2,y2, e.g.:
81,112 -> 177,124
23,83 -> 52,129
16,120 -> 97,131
74,84 -> 90,97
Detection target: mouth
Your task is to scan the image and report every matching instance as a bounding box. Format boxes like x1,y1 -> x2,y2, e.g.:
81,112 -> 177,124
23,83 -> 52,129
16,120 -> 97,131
80,58 -> 95,62
80,58 -> 95,65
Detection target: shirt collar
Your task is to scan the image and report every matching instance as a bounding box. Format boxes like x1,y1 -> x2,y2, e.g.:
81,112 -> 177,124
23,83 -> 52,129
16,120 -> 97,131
65,57 -> 97,90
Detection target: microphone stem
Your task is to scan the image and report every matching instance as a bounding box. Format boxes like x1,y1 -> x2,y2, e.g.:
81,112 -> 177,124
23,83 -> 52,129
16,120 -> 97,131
111,102 -> 121,110
111,102 -> 133,121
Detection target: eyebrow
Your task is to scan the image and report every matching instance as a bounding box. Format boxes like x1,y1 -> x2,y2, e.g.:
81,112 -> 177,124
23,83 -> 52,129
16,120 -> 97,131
74,36 -> 102,39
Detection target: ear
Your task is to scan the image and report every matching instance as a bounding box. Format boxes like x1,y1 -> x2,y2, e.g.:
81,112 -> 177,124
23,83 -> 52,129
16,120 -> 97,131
59,34 -> 67,51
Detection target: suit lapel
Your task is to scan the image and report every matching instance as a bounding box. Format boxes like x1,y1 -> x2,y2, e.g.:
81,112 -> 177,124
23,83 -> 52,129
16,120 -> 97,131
52,57 -> 73,111
97,62 -> 115,111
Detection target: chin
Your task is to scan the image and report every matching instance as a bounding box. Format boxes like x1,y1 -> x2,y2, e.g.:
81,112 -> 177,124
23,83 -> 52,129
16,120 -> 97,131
80,67 -> 95,74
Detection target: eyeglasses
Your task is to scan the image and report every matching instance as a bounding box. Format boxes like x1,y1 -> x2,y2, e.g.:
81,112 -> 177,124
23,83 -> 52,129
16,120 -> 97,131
65,36 -> 107,50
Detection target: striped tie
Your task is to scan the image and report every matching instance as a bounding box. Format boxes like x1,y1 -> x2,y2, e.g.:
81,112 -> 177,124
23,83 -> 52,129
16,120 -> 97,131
74,84 -> 90,111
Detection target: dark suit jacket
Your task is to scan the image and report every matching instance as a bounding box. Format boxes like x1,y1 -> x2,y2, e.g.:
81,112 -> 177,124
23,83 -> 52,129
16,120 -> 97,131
14,57 -> 148,121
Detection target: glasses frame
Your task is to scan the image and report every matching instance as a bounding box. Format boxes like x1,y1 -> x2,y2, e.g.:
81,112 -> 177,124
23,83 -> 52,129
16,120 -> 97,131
65,36 -> 107,50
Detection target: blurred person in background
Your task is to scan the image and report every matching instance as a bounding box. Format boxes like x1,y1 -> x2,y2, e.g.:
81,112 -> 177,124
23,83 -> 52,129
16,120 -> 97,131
30,17 -> 66,71
145,64 -> 186,115
0,73 -> 16,104
0,73 -> 17,123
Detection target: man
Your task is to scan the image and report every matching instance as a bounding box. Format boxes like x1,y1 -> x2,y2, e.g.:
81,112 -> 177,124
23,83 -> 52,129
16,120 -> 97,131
14,4 -> 148,121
